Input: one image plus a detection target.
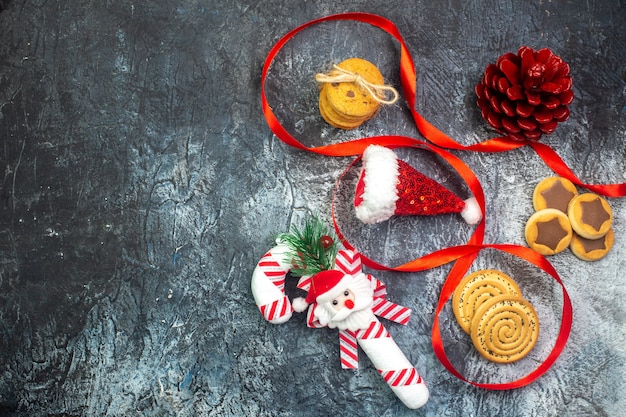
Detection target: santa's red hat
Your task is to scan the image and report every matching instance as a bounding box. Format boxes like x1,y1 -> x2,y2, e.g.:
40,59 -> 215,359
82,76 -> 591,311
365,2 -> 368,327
354,145 -> 482,225
292,270 -> 350,313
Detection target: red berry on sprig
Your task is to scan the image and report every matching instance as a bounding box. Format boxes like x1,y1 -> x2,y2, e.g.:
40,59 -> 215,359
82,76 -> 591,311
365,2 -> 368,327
277,217 -> 339,277
320,235 -> 334,249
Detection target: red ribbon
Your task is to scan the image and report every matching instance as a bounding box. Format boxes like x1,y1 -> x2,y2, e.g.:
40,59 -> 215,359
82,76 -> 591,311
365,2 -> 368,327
330,154 -> 572,389
431,244 -> 573,390
261,12 -> 579,389
261,12 -> 626,196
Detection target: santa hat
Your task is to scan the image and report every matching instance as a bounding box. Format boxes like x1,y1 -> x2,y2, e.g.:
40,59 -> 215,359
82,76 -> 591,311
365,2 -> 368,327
354,145 -> 482,225
292,270 -> 350,313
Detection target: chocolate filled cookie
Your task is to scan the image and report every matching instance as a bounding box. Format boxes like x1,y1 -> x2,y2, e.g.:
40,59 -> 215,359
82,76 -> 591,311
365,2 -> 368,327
525,208 -> 573,255
570,228 -> 614,261
532,176 -> 578,213
567,193 -> 613,239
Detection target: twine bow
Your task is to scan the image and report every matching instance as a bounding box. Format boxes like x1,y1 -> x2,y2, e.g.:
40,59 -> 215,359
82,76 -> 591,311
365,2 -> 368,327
315,65 -> 399,105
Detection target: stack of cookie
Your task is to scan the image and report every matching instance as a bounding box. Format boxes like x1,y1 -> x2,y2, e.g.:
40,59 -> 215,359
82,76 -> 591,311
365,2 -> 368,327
316,58 -> 395,130
452,269 -> 539,363
525,176 -> 614,261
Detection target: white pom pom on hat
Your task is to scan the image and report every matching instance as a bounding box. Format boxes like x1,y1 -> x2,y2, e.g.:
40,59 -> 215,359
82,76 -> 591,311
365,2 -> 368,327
291,297 -> 309,313
354,145 -> 482,225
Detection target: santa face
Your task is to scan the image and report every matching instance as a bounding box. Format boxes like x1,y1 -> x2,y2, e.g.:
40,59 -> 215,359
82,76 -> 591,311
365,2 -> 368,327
316,273 -> 375,331
330,289 -> 355,311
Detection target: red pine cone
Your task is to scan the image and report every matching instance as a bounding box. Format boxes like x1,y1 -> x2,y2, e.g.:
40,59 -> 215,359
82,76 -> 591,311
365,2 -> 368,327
476,46 -> 574,142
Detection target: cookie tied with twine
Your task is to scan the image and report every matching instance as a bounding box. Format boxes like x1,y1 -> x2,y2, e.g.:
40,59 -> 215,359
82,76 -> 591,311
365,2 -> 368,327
316,58 -> 398,129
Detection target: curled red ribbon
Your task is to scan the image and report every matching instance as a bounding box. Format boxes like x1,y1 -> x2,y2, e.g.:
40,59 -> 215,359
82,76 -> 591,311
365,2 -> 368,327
330,153 -> 572,389
261,12 -> 577,390
430,244 -> 573,390
261,12 -> 626,196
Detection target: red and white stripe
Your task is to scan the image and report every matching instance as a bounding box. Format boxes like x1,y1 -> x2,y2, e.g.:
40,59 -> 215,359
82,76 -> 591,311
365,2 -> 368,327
257,252 -> 287,291
355,318 -> 390,340
305,304 -> 326,329
379,368 -> 423,387
334,249 -> 362,276
339,330 -> 359,369
370,275 -> 387,299
296,275 -> 312,291
251,243 -> 293,324
259,296 -> 292,322
355,317 -> 429,409
372,298 -> 411,325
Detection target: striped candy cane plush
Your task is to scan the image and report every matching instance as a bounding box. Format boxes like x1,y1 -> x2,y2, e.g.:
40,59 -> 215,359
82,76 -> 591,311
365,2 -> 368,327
252,242 -> 429,409
301,249 -> 429,409
251,242 -> 294,324
340,318 -> 429,409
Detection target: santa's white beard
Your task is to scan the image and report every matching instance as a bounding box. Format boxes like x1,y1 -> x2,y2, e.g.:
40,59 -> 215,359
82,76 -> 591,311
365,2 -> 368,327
315,273 -> 375,331
327,308 -> 374,331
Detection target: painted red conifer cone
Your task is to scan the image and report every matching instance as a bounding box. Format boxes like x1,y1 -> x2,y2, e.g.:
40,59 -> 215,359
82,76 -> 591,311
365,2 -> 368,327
476,46 -> 574,142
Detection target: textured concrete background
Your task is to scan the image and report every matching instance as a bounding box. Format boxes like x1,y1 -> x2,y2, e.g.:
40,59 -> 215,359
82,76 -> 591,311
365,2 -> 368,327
0,0 -> 625,416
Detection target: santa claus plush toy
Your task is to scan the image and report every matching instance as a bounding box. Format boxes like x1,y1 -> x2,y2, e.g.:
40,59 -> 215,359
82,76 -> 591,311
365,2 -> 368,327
252,216 -> 429,409
354,145 -> 482,225
293,267 -> 429,409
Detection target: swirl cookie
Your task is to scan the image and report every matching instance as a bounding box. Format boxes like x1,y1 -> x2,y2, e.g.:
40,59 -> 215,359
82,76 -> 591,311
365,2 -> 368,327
525,208 -> 573,255
452,269 -> 522,334
532,176 -> 578,213
471,295 -> 540,363
570,227 -> 614,261
567,193 -> 613,239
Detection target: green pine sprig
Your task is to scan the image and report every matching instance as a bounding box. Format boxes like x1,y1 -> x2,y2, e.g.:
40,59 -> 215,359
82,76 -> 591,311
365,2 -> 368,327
277,216 -> 338,277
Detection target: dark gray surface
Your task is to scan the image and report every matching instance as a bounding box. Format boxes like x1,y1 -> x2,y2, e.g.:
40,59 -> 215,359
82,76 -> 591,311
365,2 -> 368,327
1,0 -> 625,416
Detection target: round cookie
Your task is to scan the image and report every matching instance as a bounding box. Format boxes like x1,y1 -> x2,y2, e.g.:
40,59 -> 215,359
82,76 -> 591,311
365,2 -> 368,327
324,58 -> 384,119
567,193 -> 613,239
525,208 -> 573,255
471,295 -> 540,363
452,269 -> 522,334
320,84 -> 373,123
570,228 -> 614,261
319,85 -> 370,129
533,176 -> 578,213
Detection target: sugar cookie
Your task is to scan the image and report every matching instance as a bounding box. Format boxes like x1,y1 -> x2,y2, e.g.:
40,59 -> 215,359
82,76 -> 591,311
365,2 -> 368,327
318,87 -> 365,129
452,269 -> 522,334
567,193 -> 613,239
316,57 -> 395,129
324,58 -> 385,119
471,295 -> 540,364
532,176 -> 578,213
525,208 -> 573,255
570,228 -> 614,261
319,93 -> 363,130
